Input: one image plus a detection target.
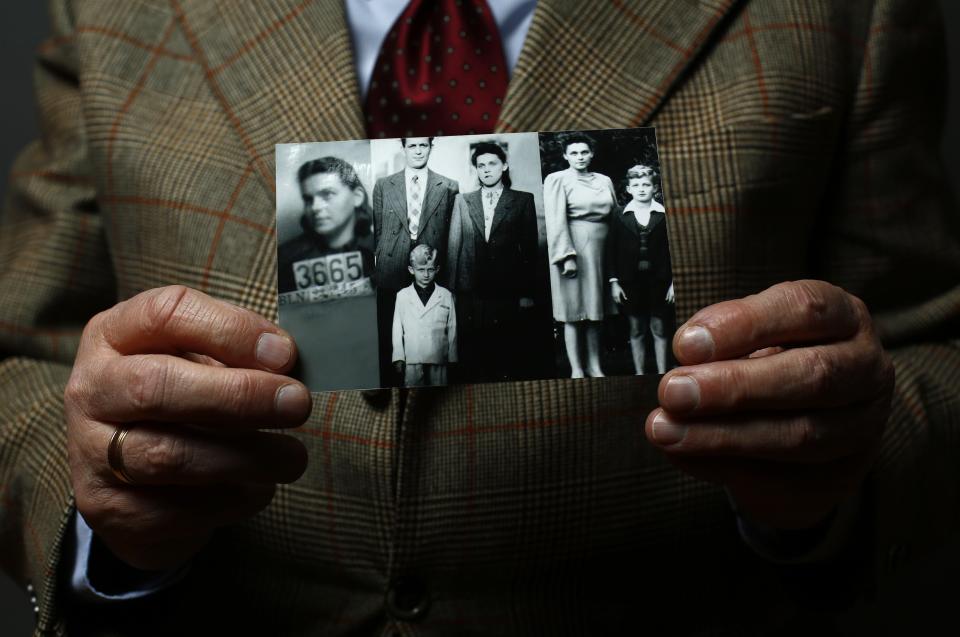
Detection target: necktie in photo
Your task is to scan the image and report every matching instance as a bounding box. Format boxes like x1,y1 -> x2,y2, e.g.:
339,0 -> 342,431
409,174 -> 422,237
485,189 -> 496,240
365,0 -> 509,138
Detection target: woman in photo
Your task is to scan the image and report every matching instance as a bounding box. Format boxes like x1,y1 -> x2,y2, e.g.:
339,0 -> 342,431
277,156 -> 375,295
276,155 -> 379,391
543,133 -> 618,378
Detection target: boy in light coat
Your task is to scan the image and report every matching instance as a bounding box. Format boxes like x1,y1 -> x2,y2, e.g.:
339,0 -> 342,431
392,244 -> 457,387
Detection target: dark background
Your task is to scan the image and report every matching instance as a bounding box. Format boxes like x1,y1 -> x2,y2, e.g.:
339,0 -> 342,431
1,2 -> 958,634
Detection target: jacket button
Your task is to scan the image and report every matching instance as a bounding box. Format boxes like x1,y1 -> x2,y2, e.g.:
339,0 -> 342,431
385,576 -> 430,622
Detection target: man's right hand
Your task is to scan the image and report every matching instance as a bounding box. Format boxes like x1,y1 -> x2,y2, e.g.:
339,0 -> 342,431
64,286 -> 311,571
561,257 -> 578,278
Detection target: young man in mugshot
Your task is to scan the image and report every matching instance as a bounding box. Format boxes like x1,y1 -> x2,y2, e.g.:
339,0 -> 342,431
392,244 -> 458,387
446,141 -> 539,382
372,137 -> 459,384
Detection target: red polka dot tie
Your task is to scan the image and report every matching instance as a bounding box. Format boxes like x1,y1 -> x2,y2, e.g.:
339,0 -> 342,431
365,0 -> 509,138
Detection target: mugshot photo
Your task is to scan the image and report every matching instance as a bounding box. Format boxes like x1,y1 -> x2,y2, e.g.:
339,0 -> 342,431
539,128 -> 677,379
275,140 -> 379,391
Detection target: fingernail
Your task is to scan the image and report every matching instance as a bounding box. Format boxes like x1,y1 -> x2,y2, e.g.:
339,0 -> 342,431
678,326 -> 714,363
652,411 -> 687,446
663,375 -> 700,413
257,333 -> 293,370
275,384 -> 310,421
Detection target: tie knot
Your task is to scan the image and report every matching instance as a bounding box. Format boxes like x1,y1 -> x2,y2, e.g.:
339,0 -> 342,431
365,0 -> 508,138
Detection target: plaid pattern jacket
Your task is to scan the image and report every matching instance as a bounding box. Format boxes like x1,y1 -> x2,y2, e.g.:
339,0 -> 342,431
1,0 -> 958,634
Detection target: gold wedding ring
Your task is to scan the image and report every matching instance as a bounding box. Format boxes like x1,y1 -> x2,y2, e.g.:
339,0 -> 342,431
107,425 -> 136,485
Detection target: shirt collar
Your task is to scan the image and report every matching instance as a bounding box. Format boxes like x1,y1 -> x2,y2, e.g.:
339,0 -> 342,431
481,182 -> 504,195
414,281 -> 436,305
624,199 -> 665,214
405,166 -> 428,181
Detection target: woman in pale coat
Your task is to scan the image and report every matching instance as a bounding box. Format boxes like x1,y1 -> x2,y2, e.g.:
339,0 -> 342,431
543,133 -> 618,378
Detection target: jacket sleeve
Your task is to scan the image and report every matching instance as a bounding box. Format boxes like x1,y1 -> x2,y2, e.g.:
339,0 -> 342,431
813,0 -> 960,594
0,0 -> 117,632
440,178 -> 459,259
543,172 -> 576,265
372,179 -> 383,251
391,292 -> 405,363
606,210 -> 621,283
447,292 -> 458,364
658,215 -> 672,285
445,194 -> 465,289
519,192 -> 539,297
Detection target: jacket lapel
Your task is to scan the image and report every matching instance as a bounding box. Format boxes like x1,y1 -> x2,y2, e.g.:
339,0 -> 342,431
179,0 -> 743,192
621,208 -> 643,237
419,286 -> 441,317
417,170 -> 446,232
466,190 -> 486,238
172,0 -> 366,193
488,188 -> 514,239
496,0 -> 742,132
647,210 -> 666,231
388,172 -> 409,231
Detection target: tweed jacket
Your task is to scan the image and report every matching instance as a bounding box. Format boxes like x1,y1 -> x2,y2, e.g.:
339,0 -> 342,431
372,169 -> 460,291
1,0 -> 958,635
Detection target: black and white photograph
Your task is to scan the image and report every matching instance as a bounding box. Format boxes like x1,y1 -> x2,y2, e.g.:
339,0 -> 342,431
278,128 -> 677,392
539,128 -> 676,379
369,132 -> 553,387
276,141 -> 379,391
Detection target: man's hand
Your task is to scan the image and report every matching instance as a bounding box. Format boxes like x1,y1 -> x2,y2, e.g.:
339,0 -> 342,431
64,286 -> 311,571
645,280 -> 894,530
561,257 -> 578,279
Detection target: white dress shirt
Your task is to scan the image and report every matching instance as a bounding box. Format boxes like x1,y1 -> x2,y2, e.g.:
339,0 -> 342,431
480,183 -> 504,240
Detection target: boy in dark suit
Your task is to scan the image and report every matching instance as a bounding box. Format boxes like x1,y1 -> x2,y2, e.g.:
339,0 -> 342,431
608,166 -> 675,374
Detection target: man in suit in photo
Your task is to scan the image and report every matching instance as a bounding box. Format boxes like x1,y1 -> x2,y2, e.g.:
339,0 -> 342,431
0,1 -> 958,635
372,137 -> 459,385
446,141 -> 539,382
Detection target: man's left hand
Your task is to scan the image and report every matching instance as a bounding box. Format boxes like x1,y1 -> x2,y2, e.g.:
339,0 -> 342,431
645,280 -> 894,530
